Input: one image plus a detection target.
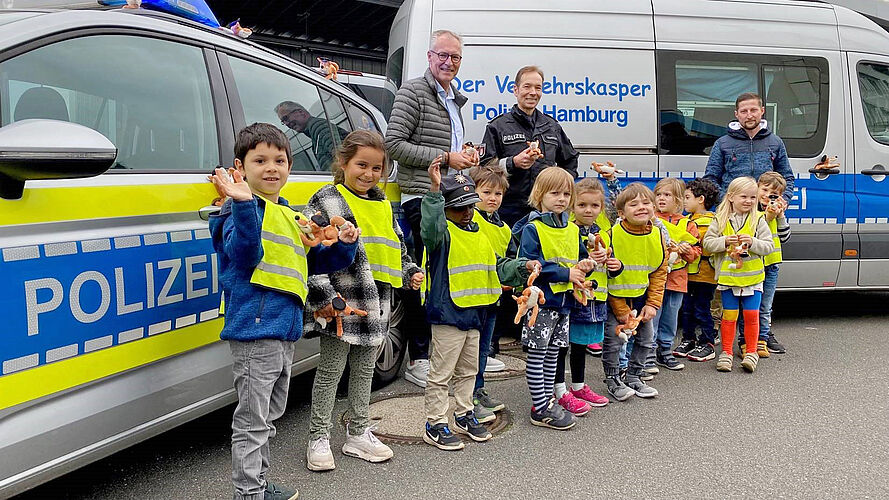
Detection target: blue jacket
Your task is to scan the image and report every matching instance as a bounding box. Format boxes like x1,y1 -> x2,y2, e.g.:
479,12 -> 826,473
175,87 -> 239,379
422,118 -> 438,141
512,211 -> 589,313
569,224 -> 615,324
209,196 -> 357,342
703,120 -> 795,201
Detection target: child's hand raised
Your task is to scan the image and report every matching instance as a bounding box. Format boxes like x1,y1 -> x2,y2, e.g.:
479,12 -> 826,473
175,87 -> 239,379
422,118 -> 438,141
428,155 -> 443,192
338,220 -> 360,244
210,167 -> 253,202
410,271 -> 424,290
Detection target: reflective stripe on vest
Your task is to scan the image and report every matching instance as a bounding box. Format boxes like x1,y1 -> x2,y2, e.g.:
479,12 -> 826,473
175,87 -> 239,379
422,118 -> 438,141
763,216 -> 783,266
608,223 -> 664,298
473,210 -> 511,257
336,184 -> 403,287
718,214 -> 765,287
532,219 -> 579,294
250,202 -> 309,301
661,217 -> 697,271
687,214 -> 714,275
586,229 -> 610,301
446,220 -> 500,307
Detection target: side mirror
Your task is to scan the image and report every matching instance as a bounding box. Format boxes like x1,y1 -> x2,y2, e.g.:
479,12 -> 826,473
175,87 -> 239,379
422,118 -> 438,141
0,119 -> 117,200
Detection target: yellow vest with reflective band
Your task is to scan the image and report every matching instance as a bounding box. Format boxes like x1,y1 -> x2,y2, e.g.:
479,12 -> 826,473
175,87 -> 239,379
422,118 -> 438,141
446,220 -> 501,308
569,211 -> 612,233
718,214 -> 766,287
608,223 -> 664,298
687,213 -> 714,275
532,220 -> 579,295
661,217 -> 697,271
336,184 -> 403,287
763,216 -> 783,266
250,201 -> 309,302
473,210 -> 511,257
585,229 -> 610,301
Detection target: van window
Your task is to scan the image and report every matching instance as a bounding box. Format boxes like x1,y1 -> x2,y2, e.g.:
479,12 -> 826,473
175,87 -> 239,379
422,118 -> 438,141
227,56 -> 337,172
857,62 -> 889,146
0,35 -> 219,171
344,100 -> 380,133
386,47 -> 404,89
657,51 -> 828,157
349,84 -> 394,121
318,88 -> 352,147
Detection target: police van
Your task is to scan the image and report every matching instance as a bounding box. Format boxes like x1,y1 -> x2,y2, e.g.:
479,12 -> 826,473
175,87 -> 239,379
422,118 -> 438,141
0,6 -> 404,496
389,0 -> 889,290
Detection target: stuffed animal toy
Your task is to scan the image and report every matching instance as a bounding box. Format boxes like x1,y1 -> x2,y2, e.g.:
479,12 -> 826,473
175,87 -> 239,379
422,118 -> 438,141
591,161 -> 625,177
615,309 -> 641,343
296,212 -> 346,248
727,241 -> 750,270
226,19 -> 253,38
314,293 -> 368,338
813,155 -> 840,173
572,275 -> 597,306
318,58 -> 340,81
123,0 -> 142,8
514,263 -> 545,327
585,232 -> 609,273
665,241 -> 681,271
526,140 -> 543,160
462,142 -> 482,165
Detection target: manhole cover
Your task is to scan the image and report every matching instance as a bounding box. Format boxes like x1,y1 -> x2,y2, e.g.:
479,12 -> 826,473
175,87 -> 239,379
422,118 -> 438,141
483,353 -> 525,381
498,337 -> 523,352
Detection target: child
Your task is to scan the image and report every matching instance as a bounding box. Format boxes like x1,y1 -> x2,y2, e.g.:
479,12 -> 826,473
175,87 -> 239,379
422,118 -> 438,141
209,123 -> 359,500
421,157 -> 536,450
468,163 -> 511,423
702,176 -> 774,373
557,178 -> 621,412
752,172 -> 791,356
602,183 -> 667,401
513,167 -> 593,427
678,178 -> 721,362
303,130 -> 424,471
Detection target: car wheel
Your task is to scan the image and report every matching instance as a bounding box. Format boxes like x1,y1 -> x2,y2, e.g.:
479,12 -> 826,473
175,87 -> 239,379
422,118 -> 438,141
373,289 -> 406,388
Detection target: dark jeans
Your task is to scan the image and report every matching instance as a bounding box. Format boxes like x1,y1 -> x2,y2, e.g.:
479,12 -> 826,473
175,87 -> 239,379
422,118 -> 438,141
475,308 -> 497,391
492,291 -> 519,355
403,197 -> 431,361
681,281 -> 718,345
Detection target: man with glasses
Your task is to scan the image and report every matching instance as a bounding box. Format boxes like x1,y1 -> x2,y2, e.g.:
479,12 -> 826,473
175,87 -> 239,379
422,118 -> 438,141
385,29 -> 477,388
275,100 -> 347,171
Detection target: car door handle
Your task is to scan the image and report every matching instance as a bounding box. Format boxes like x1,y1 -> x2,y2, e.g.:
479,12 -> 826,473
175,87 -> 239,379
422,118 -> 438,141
861,164 -> 887,176
809,155 -> 840,175
199,205 -> 220,221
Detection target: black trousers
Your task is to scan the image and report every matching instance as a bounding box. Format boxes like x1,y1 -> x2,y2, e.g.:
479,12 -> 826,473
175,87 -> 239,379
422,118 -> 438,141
402,197 -> 431,361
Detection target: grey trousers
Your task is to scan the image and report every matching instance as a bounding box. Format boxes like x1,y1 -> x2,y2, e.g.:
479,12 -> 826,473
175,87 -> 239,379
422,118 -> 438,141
602,310 -> 654,377
309,334 -> 378,440
229,339 -> 294,500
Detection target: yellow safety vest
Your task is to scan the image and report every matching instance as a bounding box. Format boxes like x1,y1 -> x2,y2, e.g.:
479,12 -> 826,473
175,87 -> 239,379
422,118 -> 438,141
661,217 -> 698,271
585,229 -> 610,301
336,184 -> 403,287
718,214 -> 766,287
687,213 -> 714,275
608,223 -> 664,298
473,209 -> 511,257
569,211 -> 612,233
763,216 -> 783,266
445,220 -> 501,308
250,201 -> 309,302
532,220 -> 579,294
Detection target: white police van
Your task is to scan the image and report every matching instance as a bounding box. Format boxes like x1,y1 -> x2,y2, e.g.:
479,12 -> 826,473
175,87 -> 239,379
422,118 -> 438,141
389,0 -> 889,290
0,5 -> 403,496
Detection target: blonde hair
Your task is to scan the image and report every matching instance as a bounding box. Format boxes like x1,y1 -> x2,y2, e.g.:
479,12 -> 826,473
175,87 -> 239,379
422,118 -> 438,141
713,176 -> 760,233
614,182 -> 655,212
468,161 -> 509,191
654,177 -> 686,210
574,177 -> 605,205
757,171 -> 787,191
528,167 -> 575,211
331,130 -> 389,187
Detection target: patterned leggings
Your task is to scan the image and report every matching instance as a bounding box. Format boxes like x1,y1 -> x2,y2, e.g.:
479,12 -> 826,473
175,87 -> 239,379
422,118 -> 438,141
309,335 -> 377,440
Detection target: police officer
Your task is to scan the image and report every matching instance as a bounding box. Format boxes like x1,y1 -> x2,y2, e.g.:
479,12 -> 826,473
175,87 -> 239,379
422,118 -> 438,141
480,65 -> 579,227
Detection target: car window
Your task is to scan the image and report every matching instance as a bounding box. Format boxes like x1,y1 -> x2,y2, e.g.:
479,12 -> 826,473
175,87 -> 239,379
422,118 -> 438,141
858,62 -> 889,146
344,99 -> 380,133
228,56 -> 337,172
318,88 -> 352,145
0,34 -> 219,171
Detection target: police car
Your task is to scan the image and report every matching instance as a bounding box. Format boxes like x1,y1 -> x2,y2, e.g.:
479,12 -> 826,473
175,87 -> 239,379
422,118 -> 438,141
0,6 -> 404,496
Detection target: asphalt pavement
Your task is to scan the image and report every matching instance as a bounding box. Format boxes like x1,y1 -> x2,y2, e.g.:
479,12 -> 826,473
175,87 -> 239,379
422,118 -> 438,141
17,291 -> 889,500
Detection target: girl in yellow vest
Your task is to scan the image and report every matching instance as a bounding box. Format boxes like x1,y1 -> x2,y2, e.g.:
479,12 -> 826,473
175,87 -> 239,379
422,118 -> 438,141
513,167 -> 594,429
303,131 -> 424,470
702,176 -> 774,373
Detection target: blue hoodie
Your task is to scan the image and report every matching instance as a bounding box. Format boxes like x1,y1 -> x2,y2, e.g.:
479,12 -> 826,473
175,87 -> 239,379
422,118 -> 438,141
209,196 -> 357,342
703,120 -> 795,201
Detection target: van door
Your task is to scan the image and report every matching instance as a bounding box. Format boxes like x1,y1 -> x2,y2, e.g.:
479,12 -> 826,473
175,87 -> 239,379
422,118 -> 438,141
847,53 -> 889,287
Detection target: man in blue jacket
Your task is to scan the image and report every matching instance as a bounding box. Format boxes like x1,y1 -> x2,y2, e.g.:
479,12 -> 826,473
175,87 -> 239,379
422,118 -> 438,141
703,92 -> 795,202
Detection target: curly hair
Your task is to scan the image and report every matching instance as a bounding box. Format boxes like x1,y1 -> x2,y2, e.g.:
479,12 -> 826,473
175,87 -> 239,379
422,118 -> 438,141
685,178 -> 719,210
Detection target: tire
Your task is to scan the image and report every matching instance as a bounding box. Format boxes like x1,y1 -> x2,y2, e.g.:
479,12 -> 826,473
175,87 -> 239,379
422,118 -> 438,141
373,288 -> 407,389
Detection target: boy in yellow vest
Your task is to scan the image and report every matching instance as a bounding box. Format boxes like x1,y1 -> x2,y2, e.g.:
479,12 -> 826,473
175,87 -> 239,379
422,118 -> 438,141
421,157 -> 538,451
752,172 -> 791,355
209,123 -> 359,500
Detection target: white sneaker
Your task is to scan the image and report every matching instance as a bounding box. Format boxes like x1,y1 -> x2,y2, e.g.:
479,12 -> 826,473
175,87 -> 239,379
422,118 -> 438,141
484,356 -> 506,373
306,436 -> 335,471
342,426 -> 393,463
404,359 -> 430,388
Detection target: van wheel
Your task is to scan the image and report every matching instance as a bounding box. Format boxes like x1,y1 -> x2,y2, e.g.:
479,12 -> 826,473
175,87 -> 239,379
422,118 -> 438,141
373,289 -> 406,388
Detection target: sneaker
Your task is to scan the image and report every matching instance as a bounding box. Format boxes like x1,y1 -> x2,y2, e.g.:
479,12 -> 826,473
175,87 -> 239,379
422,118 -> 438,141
484,356 -> 506,373
643,364 -> 660,375
586,343 -> 603,356
716,352 -> 733,372
618,367 -> 627,380
474,403 -> 496,424
264,481 -> 299,500
767,335 -> 786,354
656,351 -> 686,371
605,375 -> 636,401
687,343 -> 716,362
342,425 -> 393,463
570,384 -> 609,407
672,340 -> 696,357
639,371 -> 655,382
557,391 -> 591,416
306,436 -> 335,471
423,422 -> 464,451
404,359 -> 430,388
756,340 -> 770,358
741,352 -> 759,373
453,411 -> 492,442
530,399 -> 576,430
473,388 -> 505,412
624,375 -> 658,398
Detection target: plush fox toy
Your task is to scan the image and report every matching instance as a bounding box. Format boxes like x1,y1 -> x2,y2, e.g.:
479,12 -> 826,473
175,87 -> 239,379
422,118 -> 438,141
514,263 -> 545,327
616,309 -> 641,342
297,212 -> 346,248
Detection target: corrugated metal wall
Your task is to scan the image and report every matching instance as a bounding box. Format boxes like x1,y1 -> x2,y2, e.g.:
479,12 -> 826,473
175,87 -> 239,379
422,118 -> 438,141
257,41 -> 387,76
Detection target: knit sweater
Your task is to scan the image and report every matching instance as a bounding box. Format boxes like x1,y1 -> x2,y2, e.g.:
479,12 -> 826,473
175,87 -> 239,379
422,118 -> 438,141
702,212 -> 774,283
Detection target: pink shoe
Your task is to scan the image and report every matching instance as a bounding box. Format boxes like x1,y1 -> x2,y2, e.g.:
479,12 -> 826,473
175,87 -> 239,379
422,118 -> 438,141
585,343 -> 603,356
557,392 -> 591,416
570,384 -> 609,407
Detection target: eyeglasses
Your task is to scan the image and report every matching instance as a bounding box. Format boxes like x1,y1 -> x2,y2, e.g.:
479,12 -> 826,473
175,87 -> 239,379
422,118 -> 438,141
280,109 -> 305,127
429,50 -> 462,63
